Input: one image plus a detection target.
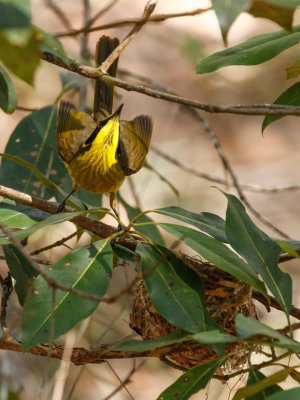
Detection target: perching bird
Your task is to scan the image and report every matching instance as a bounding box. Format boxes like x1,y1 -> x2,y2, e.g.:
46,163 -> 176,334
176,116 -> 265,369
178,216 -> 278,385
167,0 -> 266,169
56,35 -> 153,217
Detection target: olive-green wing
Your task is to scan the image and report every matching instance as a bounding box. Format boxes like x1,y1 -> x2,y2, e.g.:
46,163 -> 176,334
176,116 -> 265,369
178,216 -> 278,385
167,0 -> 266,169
57,101 -> 96,163
117,116 -> 153,175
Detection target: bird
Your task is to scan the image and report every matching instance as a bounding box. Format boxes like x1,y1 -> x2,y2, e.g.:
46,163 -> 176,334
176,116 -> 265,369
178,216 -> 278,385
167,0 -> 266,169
56,35 -> 153,219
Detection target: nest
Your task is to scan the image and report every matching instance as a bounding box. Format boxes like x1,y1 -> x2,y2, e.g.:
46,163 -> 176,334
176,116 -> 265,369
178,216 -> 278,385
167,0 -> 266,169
130,254 -> 257,374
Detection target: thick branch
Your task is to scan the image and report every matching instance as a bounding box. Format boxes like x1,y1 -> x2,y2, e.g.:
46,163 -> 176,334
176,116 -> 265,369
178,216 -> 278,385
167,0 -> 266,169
41,52 -> 300,117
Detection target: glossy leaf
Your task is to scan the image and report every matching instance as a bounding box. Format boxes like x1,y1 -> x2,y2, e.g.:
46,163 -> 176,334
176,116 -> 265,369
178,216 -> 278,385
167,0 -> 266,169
267,388 -> 300,400
153,206 -> 227,242
0,106 -> 69,199
197,25 -> 300,74
0,0 -> 31,45
212,0 -> 250,43
246,369 -> 283,400
0,65 -> 16,113
248,1 -> 295,30
3,245 -> 37,305
262,82 -> 300,132
137,243 -> 206,333
0,208 -> 36,228
157,358 -> 223,400
236,315 -> 300,351
22,240 -> 112,350
0,30 -> 39,84
234,368 -> 293,400
225,193 -> 292,315
160,223 -> 267,295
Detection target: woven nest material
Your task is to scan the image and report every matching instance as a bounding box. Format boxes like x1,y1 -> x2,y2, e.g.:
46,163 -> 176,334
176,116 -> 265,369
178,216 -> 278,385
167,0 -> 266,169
130,254 -> 257,373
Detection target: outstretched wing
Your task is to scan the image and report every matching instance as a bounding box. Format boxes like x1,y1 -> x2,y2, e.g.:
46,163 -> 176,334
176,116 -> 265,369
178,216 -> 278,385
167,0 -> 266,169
56,101 -> 96,163
117,116 -> 153,175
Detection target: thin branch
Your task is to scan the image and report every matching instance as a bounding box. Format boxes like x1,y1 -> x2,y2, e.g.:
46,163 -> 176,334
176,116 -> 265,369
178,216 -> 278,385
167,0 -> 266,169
40,52 -> 300,117
56,7 -> 211,37
30,230 -> 79,256
86,0 -> 119,29
79,0 -> 92,111
253,290 -> 300,320
100,0 -> 157,73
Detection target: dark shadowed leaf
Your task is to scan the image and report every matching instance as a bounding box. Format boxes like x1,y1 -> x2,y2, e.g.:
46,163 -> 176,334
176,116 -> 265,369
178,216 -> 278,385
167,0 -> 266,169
3,245 -> 37,305
153,206 -> 227,242
0,106 -> 69,199
0,65 -> 16,113
262,82 -> 300,132
197,25 -> 300,73
245,369 -> 283,400
22,240 -> 112,350
0,0 -> 31,45
137,243 -> 206,333
160,223 -> 267,295
212,0 -> 250,43
236,315 -> 300,351
157,358 -> 223,400
225,193 -> 292,316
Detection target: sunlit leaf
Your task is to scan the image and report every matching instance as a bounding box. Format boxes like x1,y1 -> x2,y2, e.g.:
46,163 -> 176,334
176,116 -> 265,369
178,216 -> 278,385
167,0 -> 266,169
236,315 -> 300,351
286,59 -> 300,79
246,369 -> 283,400
233,368 -> 293,400
225,193 -> 292,316
137,243 -> 207,333
197,25 -> 300,73
157,358 -> 223,400
22,240 -> 112,350
212,0 -> 250,43
0,208 -> 36,229
262,82 -> 300,132
160,223 -> 267,295
0,65 -> 16,113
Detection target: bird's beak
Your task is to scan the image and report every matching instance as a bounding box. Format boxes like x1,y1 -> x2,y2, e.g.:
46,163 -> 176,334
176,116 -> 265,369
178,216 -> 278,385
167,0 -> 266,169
111,103 -> 124,118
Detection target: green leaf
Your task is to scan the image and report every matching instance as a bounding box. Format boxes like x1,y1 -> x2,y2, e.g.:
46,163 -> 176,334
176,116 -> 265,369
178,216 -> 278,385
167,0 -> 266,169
137,243 -> 207,333
0,210 -> 97,244
197,25 -> 300,74
225,193 -> 292,316
286,59 -> 300,79
0,199 -> 50,223
37,30 -> 69,64
236,315 -> 300,351
60,72 -> 87,91
0,106 -> 70,199
267,388 -> 300,400
0,65 -> 16,113
157,358 -> 223,400
0,30 -> 39,84
22,240 -> 112,350
0,207 -> 36,228
248,1 -> 295,30
192,330 -> 237,345
233,368 -> 293,400
246,369 -> 283,400
160,223 -> 267,295
262,82 -> 300,132
3,244 -> 37,305
212,0 -> 251,43
0,0 -> 31,45
114,331 -> 189,352
153,206 -> 227,242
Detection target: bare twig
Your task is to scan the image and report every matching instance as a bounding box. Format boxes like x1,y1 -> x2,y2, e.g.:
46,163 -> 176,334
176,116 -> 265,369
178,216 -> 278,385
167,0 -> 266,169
86,0 -> 119,29
79,0 -> 92,111
253,290 -> 300,320
40,52 -> 300,117
100,0 -> 158,73
56,7 -> 211,37
30,231 -> 79,256
0,273 -> 13,339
